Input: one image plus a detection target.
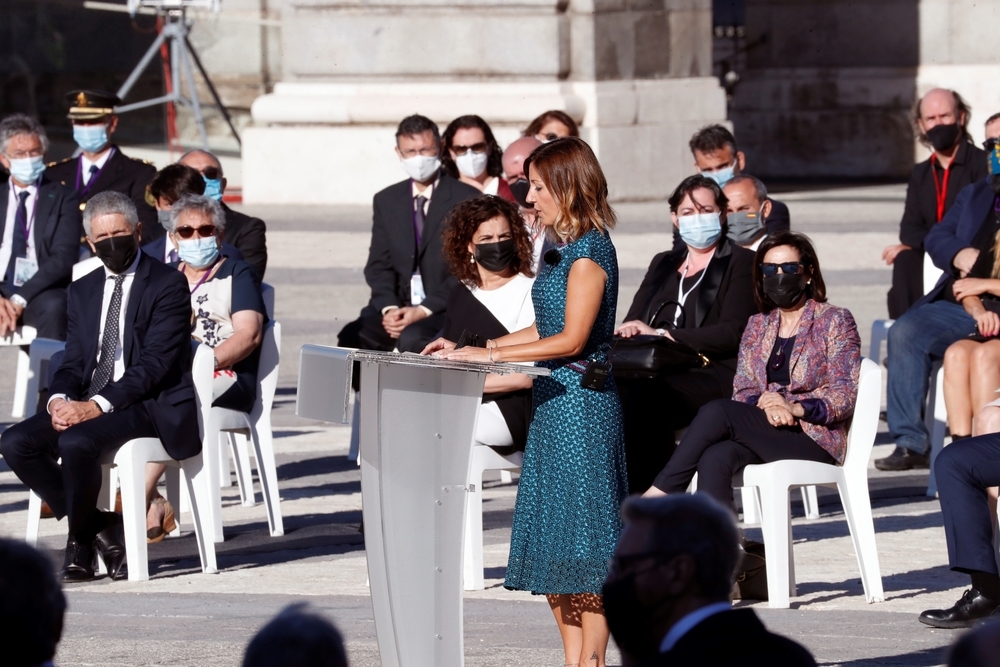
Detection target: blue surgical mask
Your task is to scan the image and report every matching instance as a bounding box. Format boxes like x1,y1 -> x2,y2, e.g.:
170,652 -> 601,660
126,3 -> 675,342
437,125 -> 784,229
73,124 -> 109,153
6,156 -> 45,184
701,163 -> 736,188
203,177 -> 223,202
678,212 -> 722,250
177,236 -> 220,268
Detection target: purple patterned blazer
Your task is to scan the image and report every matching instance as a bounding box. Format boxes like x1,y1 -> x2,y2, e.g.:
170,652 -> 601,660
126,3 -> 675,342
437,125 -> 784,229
732,299 -> 861,464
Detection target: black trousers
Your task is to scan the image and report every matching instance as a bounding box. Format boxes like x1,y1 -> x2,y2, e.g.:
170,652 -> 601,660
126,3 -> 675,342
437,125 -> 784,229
618,367 -> 731,494
653,398 -> 835,507
887,248 -> 924,320
935,435 -> 1000,576
0,404 -> 158,542
21,287 -> 68,340
338,307 -> 445,354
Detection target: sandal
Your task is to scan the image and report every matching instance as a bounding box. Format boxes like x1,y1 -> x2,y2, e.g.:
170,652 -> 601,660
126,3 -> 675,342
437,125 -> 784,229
146,497 -> 177,543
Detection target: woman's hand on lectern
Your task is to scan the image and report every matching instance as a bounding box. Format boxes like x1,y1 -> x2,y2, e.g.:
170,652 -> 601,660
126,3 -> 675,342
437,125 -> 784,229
436,346 -> 492,363
421,337 -> 456,355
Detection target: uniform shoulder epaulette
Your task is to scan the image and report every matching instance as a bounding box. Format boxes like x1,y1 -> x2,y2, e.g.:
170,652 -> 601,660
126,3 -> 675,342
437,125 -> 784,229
47,157 -> 74,167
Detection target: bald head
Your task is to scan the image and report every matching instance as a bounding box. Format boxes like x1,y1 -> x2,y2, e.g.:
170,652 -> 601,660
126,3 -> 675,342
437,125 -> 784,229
502,136 -> 543,183
916,88 -> 969,150
179,149 -> 223,175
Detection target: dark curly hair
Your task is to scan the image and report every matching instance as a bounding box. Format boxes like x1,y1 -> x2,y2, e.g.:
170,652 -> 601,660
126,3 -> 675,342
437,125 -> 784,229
441,115 -> 503,181
442,195 -> 534,288
752,231 -> 828,312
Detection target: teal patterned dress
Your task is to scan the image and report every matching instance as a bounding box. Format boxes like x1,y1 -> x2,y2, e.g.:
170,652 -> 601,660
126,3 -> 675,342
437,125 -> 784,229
504,228 -> 628,595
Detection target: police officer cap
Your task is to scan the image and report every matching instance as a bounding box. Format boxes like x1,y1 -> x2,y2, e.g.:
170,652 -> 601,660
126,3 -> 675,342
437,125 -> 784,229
65,90 -> 121,121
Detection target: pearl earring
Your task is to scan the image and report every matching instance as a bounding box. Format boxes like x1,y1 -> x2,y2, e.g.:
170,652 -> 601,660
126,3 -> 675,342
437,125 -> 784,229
470,254 -> 475,263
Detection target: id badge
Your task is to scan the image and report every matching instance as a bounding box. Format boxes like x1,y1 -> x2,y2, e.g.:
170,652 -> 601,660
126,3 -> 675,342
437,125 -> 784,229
410,273 -> 426,306
13,257 -> 38,287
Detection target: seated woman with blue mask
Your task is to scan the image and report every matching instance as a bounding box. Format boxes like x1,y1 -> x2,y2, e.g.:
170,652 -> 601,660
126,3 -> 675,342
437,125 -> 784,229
144,193 -> 267,541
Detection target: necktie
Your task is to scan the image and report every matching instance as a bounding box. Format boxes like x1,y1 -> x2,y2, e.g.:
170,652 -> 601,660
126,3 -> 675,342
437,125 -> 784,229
87,275 -> 126,399
4,190 -> 30,284
414,195 -> 427,248
168,248 -> 179,263
85,164 -> 99,186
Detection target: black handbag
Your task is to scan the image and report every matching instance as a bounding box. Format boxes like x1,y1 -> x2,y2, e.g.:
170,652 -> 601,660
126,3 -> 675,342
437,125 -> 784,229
733,540 -> 768,601
608,301 -> 709,380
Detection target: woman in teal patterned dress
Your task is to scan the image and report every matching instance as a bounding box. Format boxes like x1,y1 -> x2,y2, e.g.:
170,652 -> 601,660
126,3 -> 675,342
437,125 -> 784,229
434,137 -> 627,667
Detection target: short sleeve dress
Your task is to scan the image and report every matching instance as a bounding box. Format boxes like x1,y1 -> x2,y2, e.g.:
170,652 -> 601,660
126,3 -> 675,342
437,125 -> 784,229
504,228 -> 628,595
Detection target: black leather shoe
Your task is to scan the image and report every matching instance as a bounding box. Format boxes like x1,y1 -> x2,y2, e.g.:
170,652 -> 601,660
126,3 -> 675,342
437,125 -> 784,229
875,446 -> 930,471
61,538 -> 95,583
919,589 -> 1000,628
92,512 -> 127,581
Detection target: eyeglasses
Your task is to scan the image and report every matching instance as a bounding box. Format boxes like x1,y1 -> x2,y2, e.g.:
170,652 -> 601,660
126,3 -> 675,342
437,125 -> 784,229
398,147 -> 439,159
200,166 -> 222,180
760,262 -> 804,277
983,138 -> 1000,152
174,225 -> 217,239
4,149 -> 43,160
451,142 -> 488,156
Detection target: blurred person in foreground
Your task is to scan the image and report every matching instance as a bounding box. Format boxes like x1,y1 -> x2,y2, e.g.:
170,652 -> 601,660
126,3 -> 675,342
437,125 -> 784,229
723,174 -> 773,251
882,89 -> 988,319
523,110 -> 579,143
423,195 -> 535,451
947,619 -> 1000,666
432,137 -> 626,667
645,232 -> 861,507
337,114 -> 479,353
178,149 -> 268,282
0,538 -> 67,667
502,135 -> 545,268
441,115 -> 515,201
243,603 -> 348,667
604,494 -> 816,666
0,113 -> 81,340
614,175 -> 757,493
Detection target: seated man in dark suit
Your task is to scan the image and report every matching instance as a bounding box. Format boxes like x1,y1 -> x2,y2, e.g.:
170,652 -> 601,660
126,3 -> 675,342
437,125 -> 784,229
0,113 -> 81,340
604,494 -> 816,666
0,191 -> 198,583
142,163 -> 243,265
45,90 -> 159,240
338,114 -> 480,353
178,149 -> 268,282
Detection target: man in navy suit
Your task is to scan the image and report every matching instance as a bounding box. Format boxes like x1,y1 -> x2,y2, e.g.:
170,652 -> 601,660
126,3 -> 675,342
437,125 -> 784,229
0,114 -> 81,340
877,115 -> 1000,471
338,114 -> 480,353
0,191 -> 197,583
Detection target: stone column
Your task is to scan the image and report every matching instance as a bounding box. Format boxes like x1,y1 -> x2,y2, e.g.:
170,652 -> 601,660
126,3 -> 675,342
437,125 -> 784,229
242,0 -> 726,204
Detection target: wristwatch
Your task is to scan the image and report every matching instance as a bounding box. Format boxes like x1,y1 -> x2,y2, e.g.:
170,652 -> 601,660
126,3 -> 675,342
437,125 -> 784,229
213,354 -> 220,371
10,294 -> 27,309
655,328 -> 667,337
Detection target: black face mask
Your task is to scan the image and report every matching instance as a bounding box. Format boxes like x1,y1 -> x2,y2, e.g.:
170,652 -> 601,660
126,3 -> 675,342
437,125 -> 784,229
763,272 -> 808,309
926,123 -> 961,153
93,233 -> 139,274
474,238 -> 517,272
602,574 -> 669,660
509,178 -> 532,209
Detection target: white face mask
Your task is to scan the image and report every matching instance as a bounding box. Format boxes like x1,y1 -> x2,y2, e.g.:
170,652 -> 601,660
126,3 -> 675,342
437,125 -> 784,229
400,154 -> 441,183
455,151 -> 488,179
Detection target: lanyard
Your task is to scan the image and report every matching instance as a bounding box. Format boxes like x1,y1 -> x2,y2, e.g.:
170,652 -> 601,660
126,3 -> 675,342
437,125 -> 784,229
931,155 -> 951,222
188,258 -> 221,294
10,178 -> 40,245
674,253 -> 711,326
75,147 -> 116,199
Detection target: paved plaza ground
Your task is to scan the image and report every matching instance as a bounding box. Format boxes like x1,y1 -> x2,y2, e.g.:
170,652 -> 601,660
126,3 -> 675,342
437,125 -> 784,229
0,183 -> 974,666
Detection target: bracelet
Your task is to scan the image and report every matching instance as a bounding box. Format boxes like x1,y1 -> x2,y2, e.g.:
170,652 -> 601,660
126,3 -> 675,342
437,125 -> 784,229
486,339 -> 495,349
488,346 -> 495,362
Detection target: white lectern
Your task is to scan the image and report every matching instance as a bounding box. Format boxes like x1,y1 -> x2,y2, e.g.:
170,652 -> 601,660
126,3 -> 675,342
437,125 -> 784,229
296,347 -> 548,667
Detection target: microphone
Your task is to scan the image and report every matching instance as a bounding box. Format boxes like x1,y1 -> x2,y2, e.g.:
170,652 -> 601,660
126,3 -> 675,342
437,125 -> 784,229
543,248 -> 561,266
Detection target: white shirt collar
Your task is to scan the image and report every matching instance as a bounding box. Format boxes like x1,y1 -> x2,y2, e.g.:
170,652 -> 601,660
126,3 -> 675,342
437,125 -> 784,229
102,247 -> 141,279
659,601 -> 732,653
82,147 -> 113,171
411,174 -> 441,200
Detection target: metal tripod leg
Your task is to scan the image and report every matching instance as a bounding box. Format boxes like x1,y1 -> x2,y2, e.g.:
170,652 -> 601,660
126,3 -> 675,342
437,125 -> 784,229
185,36 -> 242,146
177,37 -> 209,148
117,29 -> 170,101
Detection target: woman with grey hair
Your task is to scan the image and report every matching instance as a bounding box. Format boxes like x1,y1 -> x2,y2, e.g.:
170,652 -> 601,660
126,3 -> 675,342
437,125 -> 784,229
144,193 -> 267,540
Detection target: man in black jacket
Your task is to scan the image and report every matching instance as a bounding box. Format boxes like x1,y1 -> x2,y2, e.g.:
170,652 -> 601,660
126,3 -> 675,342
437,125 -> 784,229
0,191 -> 197,583
178,148 -> 268,282
0,114 -> 81,340
338,115 -> 480,353
882,89 -> 989,319
45,90 -> 159,240
604,494 -> 816,667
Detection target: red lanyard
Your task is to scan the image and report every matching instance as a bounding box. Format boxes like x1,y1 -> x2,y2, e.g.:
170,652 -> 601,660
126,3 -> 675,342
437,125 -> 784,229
931,156 -> 951,222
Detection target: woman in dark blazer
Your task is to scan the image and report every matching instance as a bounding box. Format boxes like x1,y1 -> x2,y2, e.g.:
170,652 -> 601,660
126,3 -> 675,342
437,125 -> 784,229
615,175 -> 758,492
647,231 -> 861,506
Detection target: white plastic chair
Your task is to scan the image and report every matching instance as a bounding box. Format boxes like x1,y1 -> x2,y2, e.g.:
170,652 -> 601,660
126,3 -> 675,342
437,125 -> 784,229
463,446 -> 522,591
71,256 -> 103,281
2,325 -> 38,418
195,321 -> 283,543
737,357 -> 885,608
926,361 -> 947,497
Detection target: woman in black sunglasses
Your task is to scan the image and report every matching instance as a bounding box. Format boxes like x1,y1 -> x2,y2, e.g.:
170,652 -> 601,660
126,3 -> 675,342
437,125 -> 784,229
645,232 -> 861,531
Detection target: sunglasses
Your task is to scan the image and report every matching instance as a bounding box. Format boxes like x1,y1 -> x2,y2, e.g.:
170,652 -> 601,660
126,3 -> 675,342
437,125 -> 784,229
175,225 -> 217,239
760,261 -> 804,277
452,142 -> 488,155
200,166 -> 222,180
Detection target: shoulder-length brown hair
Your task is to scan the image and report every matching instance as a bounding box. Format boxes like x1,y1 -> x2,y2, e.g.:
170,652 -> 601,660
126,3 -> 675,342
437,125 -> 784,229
752,231 -> 828,312
522,137 -> 616,243
523,110 -> 580,139
442,195 -> 535,288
